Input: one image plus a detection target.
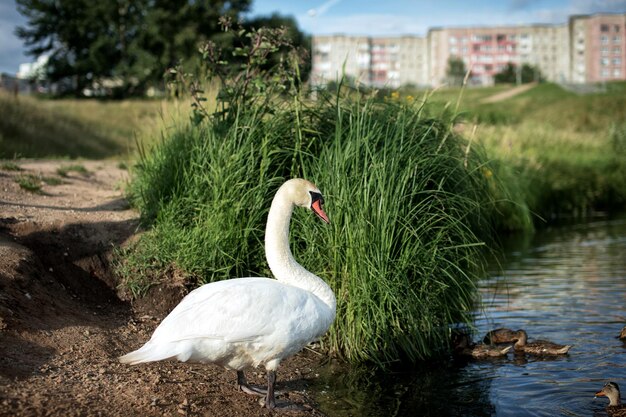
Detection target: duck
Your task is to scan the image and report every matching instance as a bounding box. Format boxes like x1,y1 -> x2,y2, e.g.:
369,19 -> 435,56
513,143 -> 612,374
483,327 -> 519,345
512,329 -> 572,355
452,330 -> 512,358
119,179 -> 336,410
618,326 -> 626,340
595,381 -> 626,417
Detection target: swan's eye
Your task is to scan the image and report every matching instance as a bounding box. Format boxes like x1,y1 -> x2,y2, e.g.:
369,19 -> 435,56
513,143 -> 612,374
309,191 -> 323,206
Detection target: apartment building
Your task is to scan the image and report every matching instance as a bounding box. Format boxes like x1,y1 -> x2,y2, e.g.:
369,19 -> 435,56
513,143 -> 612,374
311,12 -> 626,88
311,35 -> 429,87
570,13 -> 626,83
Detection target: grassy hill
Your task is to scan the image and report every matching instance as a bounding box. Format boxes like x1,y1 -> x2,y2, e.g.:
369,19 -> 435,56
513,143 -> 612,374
419,82 -> 626,229
0,91 -> 167,159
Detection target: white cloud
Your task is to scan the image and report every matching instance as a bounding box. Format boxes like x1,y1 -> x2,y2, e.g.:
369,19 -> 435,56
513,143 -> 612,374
308,0 -> 342,17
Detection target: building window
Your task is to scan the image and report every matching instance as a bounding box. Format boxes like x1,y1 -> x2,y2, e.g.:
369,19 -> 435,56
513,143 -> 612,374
601,58 -> 610,66
613,57 -> 622,65
614,69 -> 622,77
614,47 -> 622,54
601,68 -> 610,77
601,24 -> 610,32
449,36 -> 458,44
613,35 -> 621,44
615,25 -> 621,32
601,35 -> 609,44
602,47 -> 610,55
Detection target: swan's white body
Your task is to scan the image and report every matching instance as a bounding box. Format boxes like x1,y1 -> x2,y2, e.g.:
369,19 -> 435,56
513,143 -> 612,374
119,179 -> 335,407
119,277 -> 334,370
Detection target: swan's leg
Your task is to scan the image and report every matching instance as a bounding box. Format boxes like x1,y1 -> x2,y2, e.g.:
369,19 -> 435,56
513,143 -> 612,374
236,370 -> 266,396
265,370 -> 277,409
257,371 -> 304,410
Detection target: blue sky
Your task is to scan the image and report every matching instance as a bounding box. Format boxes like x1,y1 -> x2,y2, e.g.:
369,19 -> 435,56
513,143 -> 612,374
2,0 -> 626,74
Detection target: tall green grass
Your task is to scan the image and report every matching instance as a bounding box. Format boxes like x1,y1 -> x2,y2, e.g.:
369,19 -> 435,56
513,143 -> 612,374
118,89 -> 499,365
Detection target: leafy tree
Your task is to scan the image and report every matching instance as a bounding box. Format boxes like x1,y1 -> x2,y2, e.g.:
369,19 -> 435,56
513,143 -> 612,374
446,56 -> 468,86
244,13 -> 312,83
15,0 -> 252,97
170,16 -> 308,126
494,62 -> 543,84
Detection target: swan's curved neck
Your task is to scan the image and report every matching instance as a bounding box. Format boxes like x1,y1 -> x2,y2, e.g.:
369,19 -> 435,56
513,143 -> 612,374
264,191 -> 336,312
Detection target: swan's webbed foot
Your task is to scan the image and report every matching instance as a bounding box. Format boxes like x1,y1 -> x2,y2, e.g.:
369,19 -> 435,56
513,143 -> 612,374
236,370 -> 267,397
258,397 -> 306,410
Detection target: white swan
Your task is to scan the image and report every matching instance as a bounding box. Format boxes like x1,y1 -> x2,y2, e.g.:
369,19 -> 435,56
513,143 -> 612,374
119,178 -> 336,409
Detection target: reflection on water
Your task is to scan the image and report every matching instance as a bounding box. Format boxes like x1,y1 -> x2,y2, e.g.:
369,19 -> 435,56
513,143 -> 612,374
312,216 -> 626,416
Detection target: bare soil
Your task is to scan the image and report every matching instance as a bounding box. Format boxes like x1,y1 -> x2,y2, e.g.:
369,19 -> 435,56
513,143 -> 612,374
0,160 -> 329,417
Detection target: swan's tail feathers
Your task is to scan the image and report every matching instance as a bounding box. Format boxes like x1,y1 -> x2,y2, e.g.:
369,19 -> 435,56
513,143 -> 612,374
118,342 -> 177,365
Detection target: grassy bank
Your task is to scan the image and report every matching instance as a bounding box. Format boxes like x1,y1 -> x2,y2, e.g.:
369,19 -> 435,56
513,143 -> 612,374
0,91 -> 167,159
423,82 -> 626,230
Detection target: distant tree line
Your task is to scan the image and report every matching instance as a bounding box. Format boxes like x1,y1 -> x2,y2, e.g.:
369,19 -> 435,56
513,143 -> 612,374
446,56 -> 543,86
493,62 -> 543,84
15,0 -> 309,98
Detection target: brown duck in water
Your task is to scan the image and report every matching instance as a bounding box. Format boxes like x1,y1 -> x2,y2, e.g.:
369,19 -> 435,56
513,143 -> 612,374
452,331 -> 512,358
595,382 -> 626,417
512,329 -> 572,355
618,326 -> 626,340
483,328 -> 519,344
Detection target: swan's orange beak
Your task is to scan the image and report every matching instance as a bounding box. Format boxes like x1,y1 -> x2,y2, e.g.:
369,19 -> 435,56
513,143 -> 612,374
312,199 -> 330,224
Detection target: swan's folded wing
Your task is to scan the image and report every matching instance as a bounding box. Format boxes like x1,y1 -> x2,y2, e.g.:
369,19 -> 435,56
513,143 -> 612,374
148,278 -> 288,343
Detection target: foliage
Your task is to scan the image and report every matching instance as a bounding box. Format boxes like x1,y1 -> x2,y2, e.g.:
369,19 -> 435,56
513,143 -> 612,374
15,1 -> 309,97
494,62 -> 543,84
57,164 -> 89,177
244,13 -> 312,83
168,16 -> 308,126
15,172 -> 62,192
446,56 -> 468,86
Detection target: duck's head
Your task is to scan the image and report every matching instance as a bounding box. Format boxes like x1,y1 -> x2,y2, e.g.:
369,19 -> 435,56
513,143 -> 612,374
596,381 -> 622,406
514,329 -> 528,344
282,178 -> 329,224
618,326 -> 626,340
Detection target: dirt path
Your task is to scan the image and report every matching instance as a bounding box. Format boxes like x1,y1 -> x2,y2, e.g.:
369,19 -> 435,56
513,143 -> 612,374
0,160 -> 327,417
480,82 -> 538,103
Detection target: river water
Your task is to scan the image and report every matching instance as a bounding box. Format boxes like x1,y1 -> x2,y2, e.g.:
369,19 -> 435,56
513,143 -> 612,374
313,216 -> 626,416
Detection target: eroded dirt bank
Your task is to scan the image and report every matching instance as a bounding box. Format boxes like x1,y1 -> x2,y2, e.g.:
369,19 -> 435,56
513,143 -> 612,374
0,160 -> 327,417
